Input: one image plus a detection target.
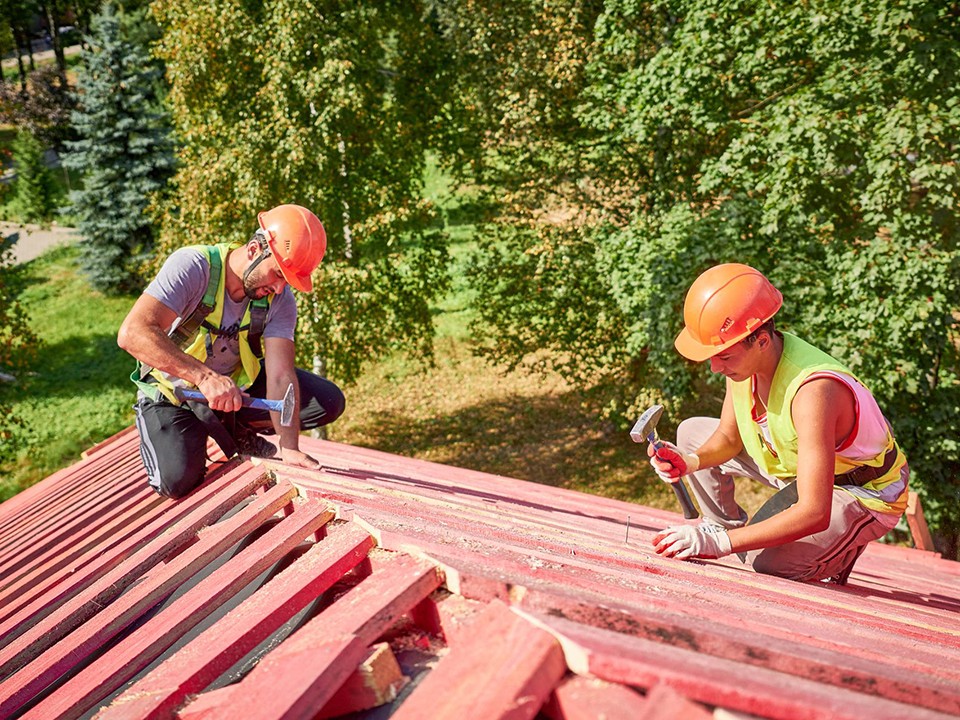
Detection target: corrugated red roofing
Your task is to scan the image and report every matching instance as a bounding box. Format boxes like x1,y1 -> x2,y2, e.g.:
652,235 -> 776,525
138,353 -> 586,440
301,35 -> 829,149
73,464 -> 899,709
0,426 -> 957,719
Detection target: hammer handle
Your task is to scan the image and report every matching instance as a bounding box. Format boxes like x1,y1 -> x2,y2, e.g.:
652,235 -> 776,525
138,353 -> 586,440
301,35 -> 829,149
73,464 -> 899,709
671,479 -> 699,519
177,389 -> 283,414
652,438 -> 700,519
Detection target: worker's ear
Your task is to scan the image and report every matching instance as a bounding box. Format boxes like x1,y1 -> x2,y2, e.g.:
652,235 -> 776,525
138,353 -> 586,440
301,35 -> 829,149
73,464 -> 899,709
756,329 -> 772,351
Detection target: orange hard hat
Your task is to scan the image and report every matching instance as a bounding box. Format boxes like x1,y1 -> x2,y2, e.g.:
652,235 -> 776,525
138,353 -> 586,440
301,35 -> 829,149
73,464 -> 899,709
257,204 -> 327,292
674,263 -> 783,361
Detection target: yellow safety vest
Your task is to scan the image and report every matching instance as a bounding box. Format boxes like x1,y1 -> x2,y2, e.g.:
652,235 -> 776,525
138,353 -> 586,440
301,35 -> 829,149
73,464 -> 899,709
731,333 -> 907,516
132,243 -> 271,404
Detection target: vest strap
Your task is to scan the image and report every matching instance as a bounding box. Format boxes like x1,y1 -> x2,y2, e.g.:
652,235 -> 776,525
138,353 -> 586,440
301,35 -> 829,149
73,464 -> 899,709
171,247 -> 222,347
247,298 -> 269,358
834,445 -> 899,487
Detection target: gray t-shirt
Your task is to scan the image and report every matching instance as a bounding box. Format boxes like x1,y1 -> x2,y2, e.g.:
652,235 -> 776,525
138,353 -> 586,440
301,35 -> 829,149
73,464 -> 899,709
145,247 -> 297,377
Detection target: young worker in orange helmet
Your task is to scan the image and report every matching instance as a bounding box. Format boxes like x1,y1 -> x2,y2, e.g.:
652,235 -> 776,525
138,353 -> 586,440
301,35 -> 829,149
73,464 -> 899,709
119,204 -> 345,498
649,264 -> 908,583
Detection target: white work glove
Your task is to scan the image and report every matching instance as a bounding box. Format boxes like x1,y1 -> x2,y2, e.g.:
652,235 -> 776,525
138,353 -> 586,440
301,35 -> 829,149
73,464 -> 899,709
653,523 -> 732,560
647,441 -> 700,483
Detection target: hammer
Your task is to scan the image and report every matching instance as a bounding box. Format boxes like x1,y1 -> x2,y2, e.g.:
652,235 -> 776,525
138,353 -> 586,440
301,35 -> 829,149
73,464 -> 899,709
630,404 -> 699,519
176,382 -> 296,427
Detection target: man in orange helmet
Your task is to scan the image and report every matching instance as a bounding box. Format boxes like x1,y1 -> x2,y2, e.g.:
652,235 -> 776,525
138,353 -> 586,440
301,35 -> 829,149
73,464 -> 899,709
649,264 -> 908,583
119,204 -> 345,498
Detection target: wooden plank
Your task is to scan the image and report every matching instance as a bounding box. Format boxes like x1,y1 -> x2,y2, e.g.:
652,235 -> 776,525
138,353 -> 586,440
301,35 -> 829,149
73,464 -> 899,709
517,608 -> 959,720
0,426 -> 139,525
316,642 -> 407,719
0,481 -> 300,719
542,676 -> 650,720
907,491 -> 936,552
511,584 -> 960,715
391,600 -> 566,720
96,521 -> 375,720
0,467 -> 272,665
176,635 -> 368,720
0,488 -> 159,609
19,496 -> 337,720
366,516 -> 960,663
434,593 -> 485,647
0,465 -> 268,646
0,453 -> 145,557
636,683 -> 713,720
172,549 -> 442,720
291,550 -> 443,647
327,481 -> 960,643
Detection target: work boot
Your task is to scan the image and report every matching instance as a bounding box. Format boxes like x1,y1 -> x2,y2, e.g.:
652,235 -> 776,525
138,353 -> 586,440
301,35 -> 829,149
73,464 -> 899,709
233,423 -> 277,459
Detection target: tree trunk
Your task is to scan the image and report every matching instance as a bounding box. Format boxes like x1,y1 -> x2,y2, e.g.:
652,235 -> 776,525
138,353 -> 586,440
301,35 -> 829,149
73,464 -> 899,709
42,1 -> 68,86
25,25 -> 35,72
338,134 -> 353,261
12,25 -> 28,93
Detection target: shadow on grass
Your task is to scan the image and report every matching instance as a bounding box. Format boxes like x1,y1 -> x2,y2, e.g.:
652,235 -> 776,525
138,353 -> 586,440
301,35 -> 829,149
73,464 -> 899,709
19,331 -> 132,402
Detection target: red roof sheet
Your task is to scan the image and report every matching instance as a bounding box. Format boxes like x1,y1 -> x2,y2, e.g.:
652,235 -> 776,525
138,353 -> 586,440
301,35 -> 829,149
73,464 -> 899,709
0,426 -> 957,719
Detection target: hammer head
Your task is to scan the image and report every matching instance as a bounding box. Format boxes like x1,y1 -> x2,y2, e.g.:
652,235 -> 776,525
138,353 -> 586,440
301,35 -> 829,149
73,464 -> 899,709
279,382 -> 295,427
629,404 -> 664,444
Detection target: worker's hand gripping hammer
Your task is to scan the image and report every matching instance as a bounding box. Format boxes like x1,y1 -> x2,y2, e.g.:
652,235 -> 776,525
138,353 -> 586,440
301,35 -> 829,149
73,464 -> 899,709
630,404 -> 699,519
176,382 -> 296,427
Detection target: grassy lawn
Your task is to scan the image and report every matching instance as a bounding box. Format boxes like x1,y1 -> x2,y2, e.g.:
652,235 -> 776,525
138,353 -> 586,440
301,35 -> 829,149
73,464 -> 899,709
0,245 -> 138,500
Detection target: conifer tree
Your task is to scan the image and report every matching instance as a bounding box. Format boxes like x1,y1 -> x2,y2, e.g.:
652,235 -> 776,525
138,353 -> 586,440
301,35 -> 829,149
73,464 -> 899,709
62,1 -> 174,294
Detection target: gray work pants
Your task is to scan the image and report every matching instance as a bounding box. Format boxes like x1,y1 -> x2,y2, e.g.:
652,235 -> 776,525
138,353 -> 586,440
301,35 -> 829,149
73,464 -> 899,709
677,417 -> 897,582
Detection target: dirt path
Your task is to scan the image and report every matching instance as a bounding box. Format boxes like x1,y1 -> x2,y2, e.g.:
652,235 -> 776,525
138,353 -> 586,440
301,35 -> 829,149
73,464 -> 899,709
1,220 -> 79,264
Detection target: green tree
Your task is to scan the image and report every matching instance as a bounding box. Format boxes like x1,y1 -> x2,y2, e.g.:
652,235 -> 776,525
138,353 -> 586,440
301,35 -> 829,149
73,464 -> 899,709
153,0 -> 452,383
452,1 -> 960,552
0,234 -> 39,465
0,66 -> 75,147
10,129 -> 56,222
428,0 -> 623,386
62,1 -> 174,294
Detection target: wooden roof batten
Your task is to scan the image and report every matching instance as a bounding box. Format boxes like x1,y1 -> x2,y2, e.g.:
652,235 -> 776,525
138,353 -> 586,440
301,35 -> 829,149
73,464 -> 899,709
0,426 -> 955,720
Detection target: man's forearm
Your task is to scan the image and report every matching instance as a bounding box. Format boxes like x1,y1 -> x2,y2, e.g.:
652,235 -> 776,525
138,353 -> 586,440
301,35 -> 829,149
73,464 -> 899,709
124,326 -> 220,388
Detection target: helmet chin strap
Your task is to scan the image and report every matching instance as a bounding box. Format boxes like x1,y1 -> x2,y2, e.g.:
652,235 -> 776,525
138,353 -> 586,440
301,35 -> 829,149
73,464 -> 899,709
243,234 -> 273,286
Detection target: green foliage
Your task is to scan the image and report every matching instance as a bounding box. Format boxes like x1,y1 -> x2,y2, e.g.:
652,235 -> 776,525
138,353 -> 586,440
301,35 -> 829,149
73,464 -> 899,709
62,1 -> 175,295
0,66 -> 76,147
300,228 -> 450,383
0,245 -> 135,499
449,0 -> 960,551
153,0 -> 453,383
0,234 -> 39,464
10,130 -> 57,222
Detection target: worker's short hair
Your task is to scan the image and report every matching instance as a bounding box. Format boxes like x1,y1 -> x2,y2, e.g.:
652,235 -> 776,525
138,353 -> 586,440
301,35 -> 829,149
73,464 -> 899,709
250,230 -> 269,251
743,318 -> 776,345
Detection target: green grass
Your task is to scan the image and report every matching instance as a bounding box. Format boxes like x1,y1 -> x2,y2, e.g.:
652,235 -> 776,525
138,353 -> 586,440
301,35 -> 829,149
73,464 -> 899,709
0,245 -> 137,499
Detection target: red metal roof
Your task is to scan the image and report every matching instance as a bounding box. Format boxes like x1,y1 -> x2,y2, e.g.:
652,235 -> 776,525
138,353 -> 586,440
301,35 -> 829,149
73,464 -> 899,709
0,426 -> 958,719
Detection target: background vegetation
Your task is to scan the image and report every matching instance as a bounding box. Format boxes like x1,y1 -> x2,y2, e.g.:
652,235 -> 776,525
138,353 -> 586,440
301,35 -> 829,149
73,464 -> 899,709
0,0 -> 955,555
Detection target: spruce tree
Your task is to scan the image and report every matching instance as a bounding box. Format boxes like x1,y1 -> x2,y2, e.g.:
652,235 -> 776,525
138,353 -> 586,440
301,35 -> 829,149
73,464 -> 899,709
62,1 -> 174,294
